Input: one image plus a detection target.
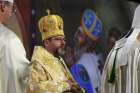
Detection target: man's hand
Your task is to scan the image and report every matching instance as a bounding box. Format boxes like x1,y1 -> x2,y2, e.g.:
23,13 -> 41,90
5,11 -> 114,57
63,79 -> 84,93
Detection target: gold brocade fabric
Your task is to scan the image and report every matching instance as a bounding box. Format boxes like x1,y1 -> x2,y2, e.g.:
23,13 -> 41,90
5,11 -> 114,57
27,46 -> 73,93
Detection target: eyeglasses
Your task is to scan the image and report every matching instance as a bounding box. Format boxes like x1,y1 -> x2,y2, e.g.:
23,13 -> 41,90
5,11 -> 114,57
48,37 -> 66,42
1,1 -> 16,13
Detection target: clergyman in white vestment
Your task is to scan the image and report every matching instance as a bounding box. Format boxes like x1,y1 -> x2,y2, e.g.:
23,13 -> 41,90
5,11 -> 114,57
0,0 -> 30,93
101,4 -> 140,93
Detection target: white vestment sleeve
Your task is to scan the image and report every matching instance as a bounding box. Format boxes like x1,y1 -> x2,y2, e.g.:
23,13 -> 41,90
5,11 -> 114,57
3,34 -> 30,93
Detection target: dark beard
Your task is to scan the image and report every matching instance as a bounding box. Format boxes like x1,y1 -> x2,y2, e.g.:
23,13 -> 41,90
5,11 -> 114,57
54,48 -> 65,58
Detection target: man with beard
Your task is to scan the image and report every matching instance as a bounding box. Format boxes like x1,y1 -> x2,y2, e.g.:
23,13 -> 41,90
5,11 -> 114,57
71,9 -> 103,93
27,12 -> 84,93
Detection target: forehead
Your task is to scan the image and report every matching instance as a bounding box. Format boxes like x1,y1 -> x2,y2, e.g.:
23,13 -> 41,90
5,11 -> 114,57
52,35 -> 65,38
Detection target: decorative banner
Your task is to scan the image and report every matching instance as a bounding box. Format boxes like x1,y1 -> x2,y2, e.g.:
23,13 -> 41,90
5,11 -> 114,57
70,64 -> 94,93
81,9 -> 102,42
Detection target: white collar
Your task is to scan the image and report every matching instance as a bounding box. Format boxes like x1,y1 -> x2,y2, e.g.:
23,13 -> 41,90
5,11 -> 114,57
125,5 -> 140,45
132,5 -> 140,28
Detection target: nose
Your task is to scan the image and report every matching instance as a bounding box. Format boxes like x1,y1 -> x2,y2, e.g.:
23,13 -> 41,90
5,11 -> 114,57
61,39 -> 66,46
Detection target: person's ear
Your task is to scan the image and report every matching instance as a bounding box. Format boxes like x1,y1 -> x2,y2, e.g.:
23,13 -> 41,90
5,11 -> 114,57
43,40 -> 49,47
0,3 -> 5,12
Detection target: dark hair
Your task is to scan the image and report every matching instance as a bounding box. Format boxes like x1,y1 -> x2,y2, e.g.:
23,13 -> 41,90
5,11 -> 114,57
108,27 -> 121,40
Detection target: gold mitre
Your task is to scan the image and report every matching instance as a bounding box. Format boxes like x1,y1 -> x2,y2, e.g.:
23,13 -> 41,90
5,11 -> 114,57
38,10 -> 64,40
